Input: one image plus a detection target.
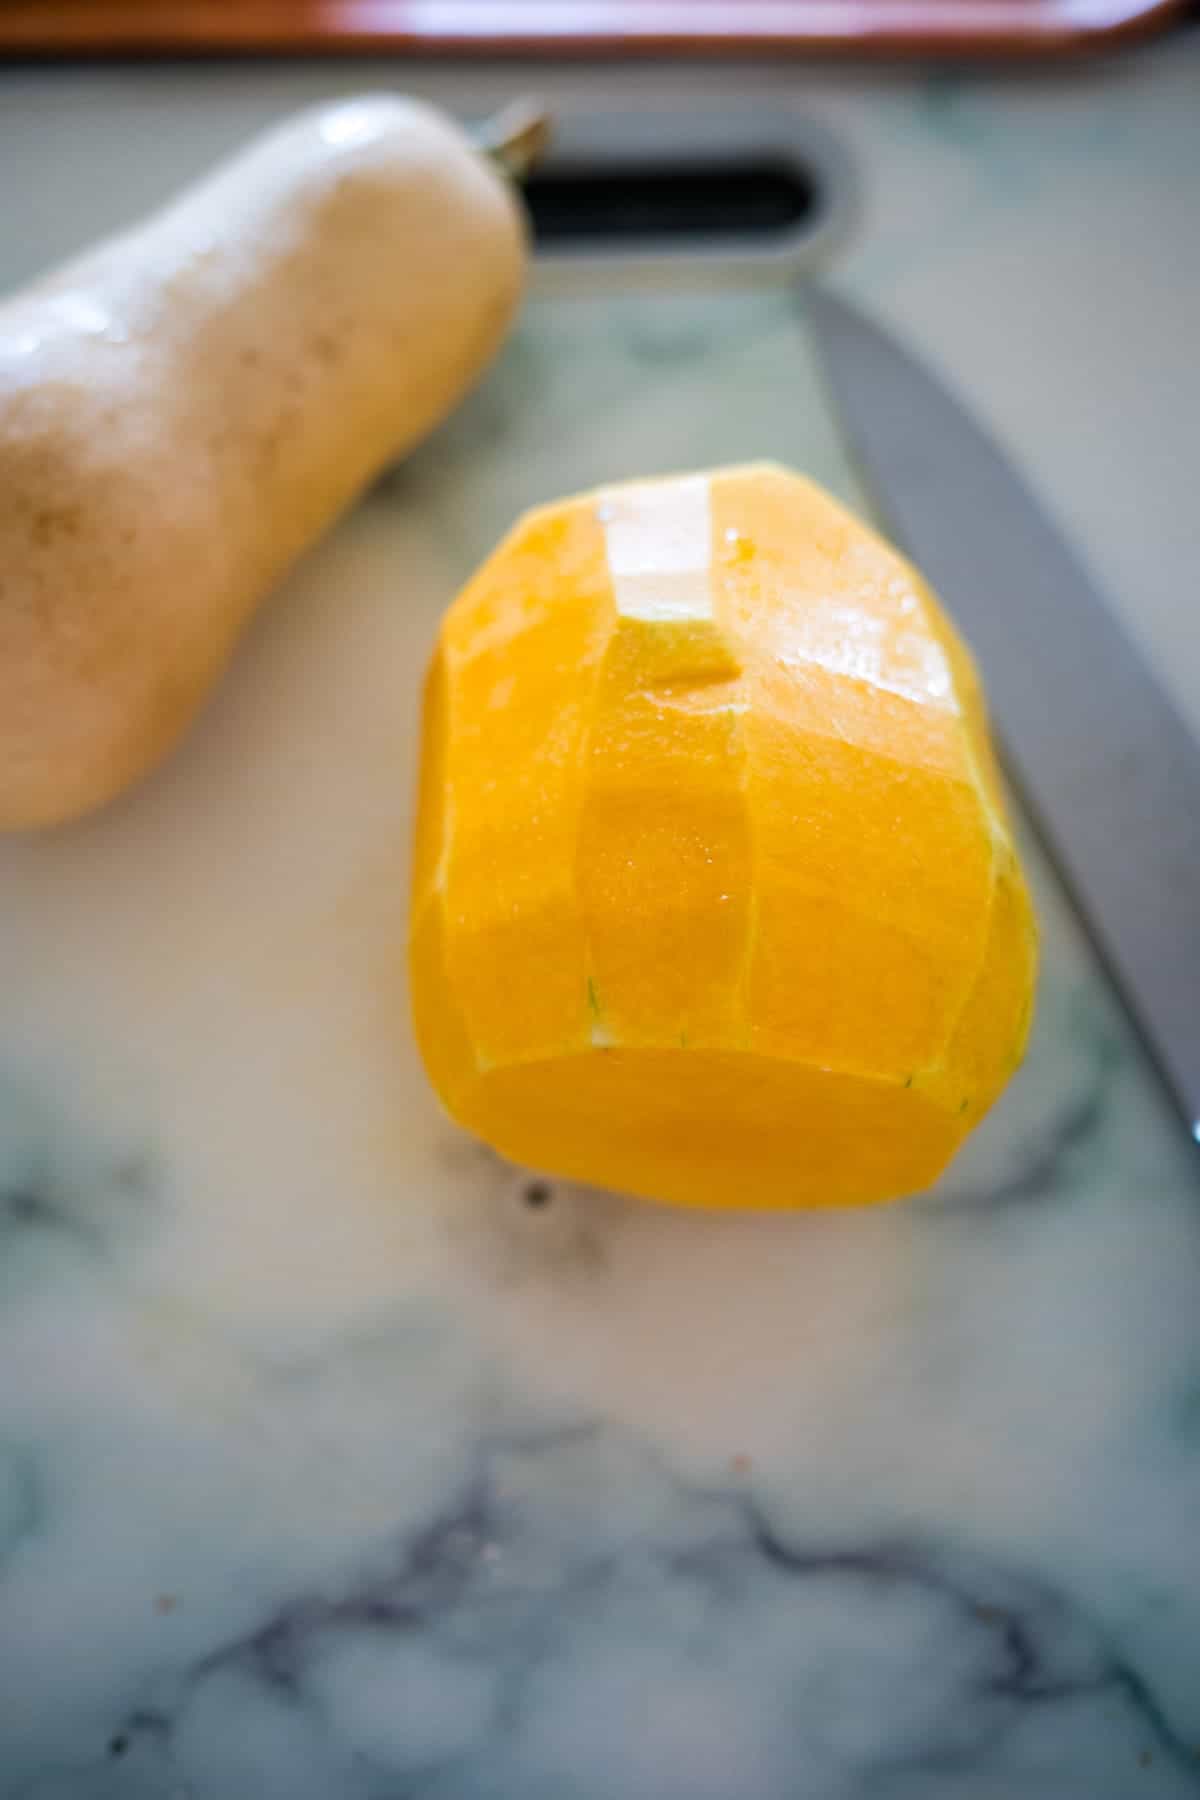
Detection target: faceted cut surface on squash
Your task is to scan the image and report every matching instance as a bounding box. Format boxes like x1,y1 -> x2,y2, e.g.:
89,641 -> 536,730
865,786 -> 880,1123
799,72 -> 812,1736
410,464 -> 1037,1209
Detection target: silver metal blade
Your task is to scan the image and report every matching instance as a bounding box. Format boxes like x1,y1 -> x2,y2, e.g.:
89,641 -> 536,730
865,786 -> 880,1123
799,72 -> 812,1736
808,285 -> 1200,1144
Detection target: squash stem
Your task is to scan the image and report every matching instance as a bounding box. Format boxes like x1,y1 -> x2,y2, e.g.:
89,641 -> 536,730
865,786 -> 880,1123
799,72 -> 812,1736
475,99 -> 553,181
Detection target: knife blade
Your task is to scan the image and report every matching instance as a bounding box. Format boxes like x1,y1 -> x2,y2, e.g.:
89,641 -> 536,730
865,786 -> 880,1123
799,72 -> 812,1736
807,285 -> 1200,1145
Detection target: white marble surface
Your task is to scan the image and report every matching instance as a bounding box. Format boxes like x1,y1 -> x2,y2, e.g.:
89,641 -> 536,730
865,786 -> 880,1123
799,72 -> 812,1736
1,38 -> 1199,1800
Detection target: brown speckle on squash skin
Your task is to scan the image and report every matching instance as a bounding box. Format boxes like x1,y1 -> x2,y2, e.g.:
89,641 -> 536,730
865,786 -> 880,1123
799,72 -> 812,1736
30,503 -> 84,547
309,331 -> 341,368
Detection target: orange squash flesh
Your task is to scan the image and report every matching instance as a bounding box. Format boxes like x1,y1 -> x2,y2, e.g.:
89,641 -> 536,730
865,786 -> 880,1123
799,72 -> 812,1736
410,464 -> 1037,1209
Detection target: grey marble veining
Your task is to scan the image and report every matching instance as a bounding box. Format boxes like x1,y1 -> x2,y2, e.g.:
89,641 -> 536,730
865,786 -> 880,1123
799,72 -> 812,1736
1,53 -> 1199,1799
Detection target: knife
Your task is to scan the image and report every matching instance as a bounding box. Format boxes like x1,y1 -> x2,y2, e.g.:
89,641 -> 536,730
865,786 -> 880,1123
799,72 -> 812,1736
807,286 -> 1200,1146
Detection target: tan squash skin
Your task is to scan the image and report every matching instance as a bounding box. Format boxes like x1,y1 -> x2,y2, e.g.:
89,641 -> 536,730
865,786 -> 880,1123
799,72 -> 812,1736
0,96 -> 527,829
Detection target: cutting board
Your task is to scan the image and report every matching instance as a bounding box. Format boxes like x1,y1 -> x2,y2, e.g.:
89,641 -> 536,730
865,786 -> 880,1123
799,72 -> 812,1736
0,268 -> 1198,1798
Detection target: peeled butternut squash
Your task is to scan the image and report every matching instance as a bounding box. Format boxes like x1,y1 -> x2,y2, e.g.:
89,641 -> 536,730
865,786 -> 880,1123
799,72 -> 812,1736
411,464 -> 1037,1210
0,96 -> 527,829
